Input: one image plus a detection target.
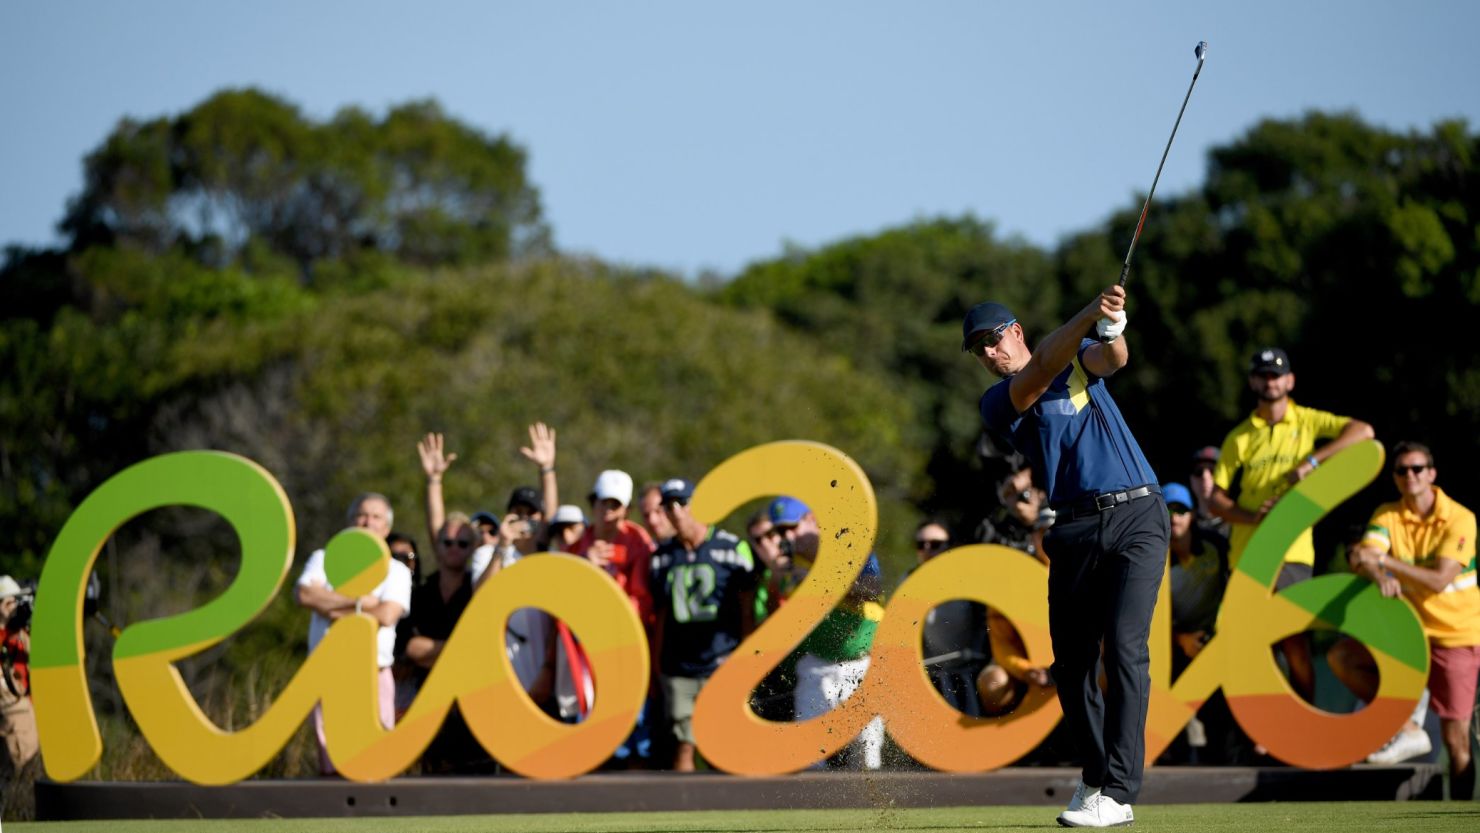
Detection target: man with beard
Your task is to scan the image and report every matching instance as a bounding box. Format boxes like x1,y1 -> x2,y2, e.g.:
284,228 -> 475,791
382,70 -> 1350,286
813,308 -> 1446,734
1207,348 -> 1373,704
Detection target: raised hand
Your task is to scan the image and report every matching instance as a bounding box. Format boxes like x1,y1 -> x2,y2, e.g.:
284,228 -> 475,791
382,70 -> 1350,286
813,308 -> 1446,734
417,432 -> 458,481
520,422 -> 557,470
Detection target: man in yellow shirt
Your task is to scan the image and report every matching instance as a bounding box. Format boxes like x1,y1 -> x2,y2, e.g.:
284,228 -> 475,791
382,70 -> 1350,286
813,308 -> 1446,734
1208,348 -> 1374,702
1330,441 -> 1478,799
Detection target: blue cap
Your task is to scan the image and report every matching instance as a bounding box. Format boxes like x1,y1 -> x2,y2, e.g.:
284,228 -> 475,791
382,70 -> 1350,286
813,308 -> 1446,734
768,496 -> 810,526
1163,483 -> 1194,510
961,302 -> 1016,351
659,478 -> 695,504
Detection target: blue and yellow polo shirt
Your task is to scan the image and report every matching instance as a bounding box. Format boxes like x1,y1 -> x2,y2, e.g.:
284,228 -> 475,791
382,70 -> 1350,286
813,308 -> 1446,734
980,339 -> 1157,507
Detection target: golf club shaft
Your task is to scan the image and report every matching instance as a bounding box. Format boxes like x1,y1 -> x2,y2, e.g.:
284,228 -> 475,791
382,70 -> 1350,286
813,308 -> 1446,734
1119,44 -> 1207,287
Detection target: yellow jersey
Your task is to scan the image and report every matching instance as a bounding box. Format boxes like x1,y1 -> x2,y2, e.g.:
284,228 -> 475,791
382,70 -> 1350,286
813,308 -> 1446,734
1362,487 -> 1479,647
1214,400 -> 1350,568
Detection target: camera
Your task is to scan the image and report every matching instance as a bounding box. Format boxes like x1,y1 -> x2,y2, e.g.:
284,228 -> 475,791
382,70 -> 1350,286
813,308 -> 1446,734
2,580 -> 34,634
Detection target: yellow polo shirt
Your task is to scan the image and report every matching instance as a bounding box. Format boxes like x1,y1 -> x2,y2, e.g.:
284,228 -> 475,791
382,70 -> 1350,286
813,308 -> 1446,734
1214,400 -> 1350,569
1362,487 -> 1480,647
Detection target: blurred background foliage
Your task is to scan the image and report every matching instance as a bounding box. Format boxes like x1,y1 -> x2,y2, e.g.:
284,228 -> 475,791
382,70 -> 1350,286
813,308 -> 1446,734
1,89 -> 1477,779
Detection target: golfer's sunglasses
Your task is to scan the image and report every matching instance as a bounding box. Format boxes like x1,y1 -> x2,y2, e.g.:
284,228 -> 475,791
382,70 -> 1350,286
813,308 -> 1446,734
967,320 -> 1017,357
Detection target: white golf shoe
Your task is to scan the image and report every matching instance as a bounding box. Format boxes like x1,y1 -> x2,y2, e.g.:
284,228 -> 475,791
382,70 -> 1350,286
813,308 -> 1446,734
1057,792 -> 1134,827
1063,780 -> 1100,814
1366,727 -> 1431,764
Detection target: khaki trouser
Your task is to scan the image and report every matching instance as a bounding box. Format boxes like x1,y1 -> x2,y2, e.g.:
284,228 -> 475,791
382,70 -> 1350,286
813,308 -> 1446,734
1,675 -> 39,780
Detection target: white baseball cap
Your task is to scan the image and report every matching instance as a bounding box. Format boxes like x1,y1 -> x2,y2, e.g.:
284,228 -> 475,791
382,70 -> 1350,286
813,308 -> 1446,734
551,504 -> 587,526
0,576 -> 22,599
589,470 -> 634,507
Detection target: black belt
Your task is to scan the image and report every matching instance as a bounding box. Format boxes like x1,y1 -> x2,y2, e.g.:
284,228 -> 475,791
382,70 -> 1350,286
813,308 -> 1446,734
1056,485 -> 1160,520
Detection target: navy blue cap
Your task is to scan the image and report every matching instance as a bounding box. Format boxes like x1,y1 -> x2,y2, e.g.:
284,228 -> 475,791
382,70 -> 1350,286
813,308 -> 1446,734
961,302 -> 1017,351
506,486 -> 541,513
1249,347 -> 1292,375
768,496 -> 809,526
1163,482 -> 1194,510
470,511 -> 500,529
659,478 -> 695,504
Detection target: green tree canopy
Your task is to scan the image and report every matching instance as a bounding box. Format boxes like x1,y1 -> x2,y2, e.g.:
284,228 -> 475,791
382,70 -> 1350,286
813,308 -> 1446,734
58,89 -> 550,276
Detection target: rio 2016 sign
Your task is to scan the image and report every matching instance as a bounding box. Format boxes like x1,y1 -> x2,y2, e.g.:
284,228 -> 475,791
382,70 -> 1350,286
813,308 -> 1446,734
31,440 -> 1426,784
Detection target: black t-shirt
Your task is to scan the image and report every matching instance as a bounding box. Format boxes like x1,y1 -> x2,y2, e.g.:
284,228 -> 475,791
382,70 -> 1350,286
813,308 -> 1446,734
651,527 -> 758,678
403,570 -> 472,683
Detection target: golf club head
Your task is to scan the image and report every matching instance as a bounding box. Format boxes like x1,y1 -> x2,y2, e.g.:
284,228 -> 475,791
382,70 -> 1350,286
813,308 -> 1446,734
1195,41 -> 1208,62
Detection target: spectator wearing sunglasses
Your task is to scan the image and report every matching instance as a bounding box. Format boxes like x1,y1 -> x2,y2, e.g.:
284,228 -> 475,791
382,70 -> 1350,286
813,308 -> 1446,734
964,286 -> 1163,826
1328,442 -> 1478,798
1165,483 -> 1229,664
745,511 -> 801,722
913,522 -> 990,716
402,511 -> 494,773
386,532 -> 421,581
1163,482 -> 1241,765
650,478 -> 759,771
1187,446 -> 1230,541
1206,348 -> 1375,704
386,531 -> 423,720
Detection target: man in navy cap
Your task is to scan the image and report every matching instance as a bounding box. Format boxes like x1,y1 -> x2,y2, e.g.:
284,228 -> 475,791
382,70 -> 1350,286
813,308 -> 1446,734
650,478 -> 758,771
963,284 -> 1164,827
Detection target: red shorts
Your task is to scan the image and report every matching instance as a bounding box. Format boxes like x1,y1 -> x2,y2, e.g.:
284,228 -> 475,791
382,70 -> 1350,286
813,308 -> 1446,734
1428,644 -> 1480,721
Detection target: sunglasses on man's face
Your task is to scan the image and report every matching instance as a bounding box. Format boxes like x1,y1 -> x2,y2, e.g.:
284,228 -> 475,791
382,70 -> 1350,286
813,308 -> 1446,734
915,538 -> 949,552
967,320 -> 1017,357
1169,505 -> 1192,517
1393,464 -> 1431,476
442,538 -> 475,549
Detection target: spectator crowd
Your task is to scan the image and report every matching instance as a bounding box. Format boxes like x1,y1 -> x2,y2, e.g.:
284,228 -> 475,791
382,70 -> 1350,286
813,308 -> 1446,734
2,347 -> 1476,801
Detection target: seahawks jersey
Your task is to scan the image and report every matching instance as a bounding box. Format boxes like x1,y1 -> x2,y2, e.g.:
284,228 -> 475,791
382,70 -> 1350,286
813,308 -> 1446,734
650,527 -> 758,677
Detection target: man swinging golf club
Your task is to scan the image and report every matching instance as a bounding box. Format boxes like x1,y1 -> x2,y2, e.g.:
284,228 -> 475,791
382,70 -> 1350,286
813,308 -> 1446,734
964,284 -> 1166,828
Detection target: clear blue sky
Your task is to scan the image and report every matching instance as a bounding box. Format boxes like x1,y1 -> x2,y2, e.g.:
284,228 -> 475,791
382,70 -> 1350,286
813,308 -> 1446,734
2,1 -> 1476,277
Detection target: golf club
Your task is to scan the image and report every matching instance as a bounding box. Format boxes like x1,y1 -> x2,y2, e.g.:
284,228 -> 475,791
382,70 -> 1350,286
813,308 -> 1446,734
1119,40 -> 1208,288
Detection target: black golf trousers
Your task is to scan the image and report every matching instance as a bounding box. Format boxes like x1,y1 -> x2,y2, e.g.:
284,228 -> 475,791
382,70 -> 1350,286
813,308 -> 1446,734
1044,492 -> 1168,805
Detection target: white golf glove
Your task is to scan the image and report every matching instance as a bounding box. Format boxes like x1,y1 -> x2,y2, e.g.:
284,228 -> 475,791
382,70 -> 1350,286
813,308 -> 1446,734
1096,310 -> 1127,343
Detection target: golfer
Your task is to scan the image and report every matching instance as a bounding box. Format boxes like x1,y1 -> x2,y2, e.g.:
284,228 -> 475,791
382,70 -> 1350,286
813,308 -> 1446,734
964,284 -> 1166,828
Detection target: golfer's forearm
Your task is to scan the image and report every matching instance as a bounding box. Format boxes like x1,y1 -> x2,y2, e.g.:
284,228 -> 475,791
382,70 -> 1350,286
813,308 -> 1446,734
1010,305 -> 1098,410
1034,304 -> 1099,375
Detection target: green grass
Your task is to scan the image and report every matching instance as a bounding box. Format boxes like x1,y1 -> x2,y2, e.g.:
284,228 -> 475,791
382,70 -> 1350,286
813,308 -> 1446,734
9,804 -> 1480,832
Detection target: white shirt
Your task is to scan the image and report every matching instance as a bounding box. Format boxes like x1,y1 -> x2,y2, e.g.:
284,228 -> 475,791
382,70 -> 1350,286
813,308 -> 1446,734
480,547 -> 555,697
297,548 -> 413,668
470,544 -> 496,585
